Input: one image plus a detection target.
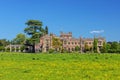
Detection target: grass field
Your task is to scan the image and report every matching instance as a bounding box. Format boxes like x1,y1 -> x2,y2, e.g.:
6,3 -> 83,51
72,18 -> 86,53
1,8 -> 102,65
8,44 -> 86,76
0,52 -> 120,80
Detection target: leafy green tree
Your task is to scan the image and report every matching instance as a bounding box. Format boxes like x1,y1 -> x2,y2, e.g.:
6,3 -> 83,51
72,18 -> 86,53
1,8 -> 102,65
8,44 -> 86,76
84,43 -> 92,53
100,41 -> 107,53
12,33 -> 26,45
0,39 -> 10,51
20,45 -> 26,52
45,26 -> 48,34
6,47 -> 10,52
52,37 -> 62,52
107,41 -> 120,53
93,38 -> 98,53
106,42 -> 111,52
0,46 -> 5,51
118,41 -> 120,53
119,41 -> 120,50
111,41 -> 119,50
0,39 -> 10,46
75,46 -> 80,52
48,48 -> 55,53
24,20 -> 45,53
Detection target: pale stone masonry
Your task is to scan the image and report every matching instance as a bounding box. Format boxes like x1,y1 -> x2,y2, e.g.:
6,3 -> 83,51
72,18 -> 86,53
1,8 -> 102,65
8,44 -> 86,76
5,32 -> 105,53
35,35 -> 53,52
5,44 -> 22,52
36,32 -> 105,53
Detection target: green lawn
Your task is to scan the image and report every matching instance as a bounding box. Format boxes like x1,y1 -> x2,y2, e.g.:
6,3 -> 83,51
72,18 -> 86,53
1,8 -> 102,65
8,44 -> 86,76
0,52 -> 120,80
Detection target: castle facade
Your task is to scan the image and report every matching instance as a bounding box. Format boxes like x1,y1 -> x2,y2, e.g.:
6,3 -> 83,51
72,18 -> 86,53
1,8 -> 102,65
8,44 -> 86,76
35,32 -> 105,53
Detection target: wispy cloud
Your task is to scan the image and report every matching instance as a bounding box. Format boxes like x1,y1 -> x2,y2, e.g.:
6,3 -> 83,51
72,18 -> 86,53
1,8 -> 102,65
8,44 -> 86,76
90,30 -> 104,34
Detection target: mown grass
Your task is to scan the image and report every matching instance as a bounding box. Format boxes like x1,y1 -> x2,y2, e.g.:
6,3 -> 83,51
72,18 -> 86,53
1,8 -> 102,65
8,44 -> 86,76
0,52 -> 120,80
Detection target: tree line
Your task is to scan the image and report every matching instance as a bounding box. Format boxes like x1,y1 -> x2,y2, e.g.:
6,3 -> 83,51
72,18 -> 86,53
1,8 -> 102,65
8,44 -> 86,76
84,38 -> 120,53
0,20 -> 48,52
0,19 -> 120,53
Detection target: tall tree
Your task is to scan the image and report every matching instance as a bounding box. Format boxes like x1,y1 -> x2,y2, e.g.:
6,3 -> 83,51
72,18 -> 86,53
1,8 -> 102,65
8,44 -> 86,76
84,43 -> 92,53
0,39 -> 9,46
100,41 -> 107,53
0,39 -> 10,51
93,38 -> 98,53
12,33 -> 26,45
111,41 -> 119,50
45,26 -> 48,34
106,42 -> 111,52
24,20 -> 45,53
52,37 -> 62,51
107,41 -> 120,53
118,41 -> 120,53
75,46 -> 80,52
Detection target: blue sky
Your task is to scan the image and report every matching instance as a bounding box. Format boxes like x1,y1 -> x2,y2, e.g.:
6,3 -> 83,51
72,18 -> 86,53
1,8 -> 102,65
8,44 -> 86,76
0,0 -> 120,41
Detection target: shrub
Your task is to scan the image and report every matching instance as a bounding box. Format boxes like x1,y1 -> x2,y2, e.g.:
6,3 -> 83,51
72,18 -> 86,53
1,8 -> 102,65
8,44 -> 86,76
116,50 -> 120,53
0,46 -> 5,52
61,48 -> 65,53
48,49 -> 55,53
6,47 -> 10,52
20,46 -> 25,52
16,48 -> 20,52
107,49 -> 120,53
12,48 -> 15,52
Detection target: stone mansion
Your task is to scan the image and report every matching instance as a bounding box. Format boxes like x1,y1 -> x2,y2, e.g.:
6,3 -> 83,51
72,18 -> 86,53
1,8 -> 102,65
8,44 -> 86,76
35,32 -> 105,53
5,32 -> 105,53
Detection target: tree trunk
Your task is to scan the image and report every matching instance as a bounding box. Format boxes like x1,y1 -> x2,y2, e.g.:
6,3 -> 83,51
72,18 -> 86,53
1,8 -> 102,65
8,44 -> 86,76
32,42 -> 35,53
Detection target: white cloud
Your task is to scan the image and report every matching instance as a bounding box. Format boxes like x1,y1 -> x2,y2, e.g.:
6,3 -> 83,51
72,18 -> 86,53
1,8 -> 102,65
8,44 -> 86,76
90,30 -> 104,34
